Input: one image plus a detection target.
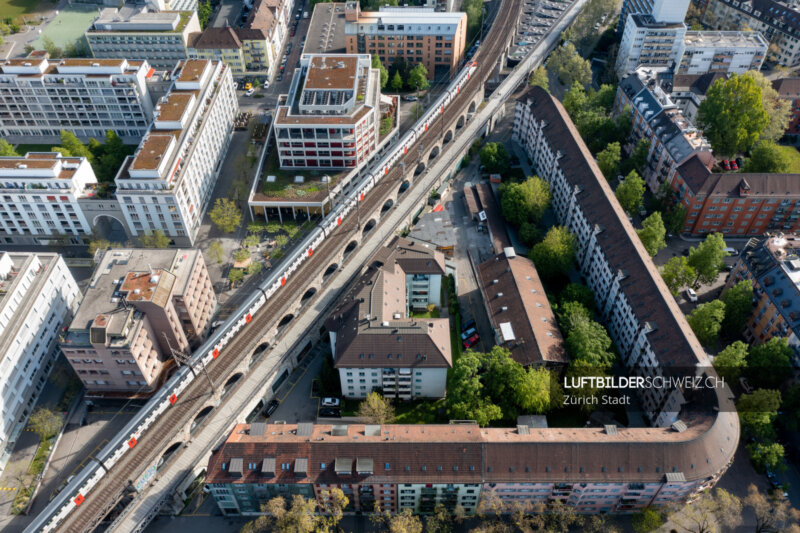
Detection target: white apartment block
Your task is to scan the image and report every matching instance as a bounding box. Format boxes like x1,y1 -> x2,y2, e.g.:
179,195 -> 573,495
0,252 -> 79,463
0,57 -> 154,142
274,54 -> 381,170
514,87 -> 713,428
678,31 -> 767,75
616,14 -> 687,77
86,5 -> 201,71
115,59 -> 237,246
0,153 -> 98,245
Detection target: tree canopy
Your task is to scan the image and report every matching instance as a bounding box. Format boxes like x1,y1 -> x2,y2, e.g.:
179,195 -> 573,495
596,142 -> 621,179
737,388 -> 781,441
479,142 -> 510,174
742,140 -> 792,173
210,198 -> 243,234
713,341 -> 748,383
747,442 -> 786,474
615,170 -> 645,213
687,300 -> 726,347
499,176 -> 550,227
28,407 -> 62,441
546,42 -> 592,87
698,73 -> 769,156
139,230 -> 170,248
529,226 -> 575,280
529,66 -> 549,91
372,54 -> 388,88
389,71 -> 403,91
565,319 -> 616,369
0,139 -> 18,156
746,337 -> 793,389
461,0 -> 484,41
660,256 -> 695,295
745,70 -> 792,143
356,392 -> 395,424
407,63 -> 430,91
688,233 -> 727,285
637,212 -> 667,257
721,279 -> 753,335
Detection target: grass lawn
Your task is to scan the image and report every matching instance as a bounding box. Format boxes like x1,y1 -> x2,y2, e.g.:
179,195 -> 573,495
776,145 -> 800,173
14,143 -> 54,154
409,308 -> 440,319
394,399 -> 447,424
0,0 -> 51,21
258,148 -> 347,201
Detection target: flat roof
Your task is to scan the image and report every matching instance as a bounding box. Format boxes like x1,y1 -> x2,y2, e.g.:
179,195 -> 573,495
157,92 -> 196,122
683,30 -> 768,48
306,2 -> 347,54
130,134 -> 174,171
305,56 -> 358,90
177,59 -> 208,82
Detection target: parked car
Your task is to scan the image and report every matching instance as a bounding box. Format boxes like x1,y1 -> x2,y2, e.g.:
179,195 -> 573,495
403,95 -> 418,101
244,82 -> 253,90
321,397 -> 340,408
461,327 -> 477,340
245,88 -> 255,96
461,318 -> 476,332
735,157 -> 743,168
263,81 -> 270,89
319,408 -> 341,418
264,399 -> 280,417
730,159 -> 738,171
277,73 -> 283,82
685,288 -> 698,303
721,159 -> 731,171
463,334 -> 480,349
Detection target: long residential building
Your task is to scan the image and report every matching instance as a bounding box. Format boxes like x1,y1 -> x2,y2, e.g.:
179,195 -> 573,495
0,56 -> 154,142
85,4 -> 201,71
59,247 -> 216,396
725,234 -> 800,365
0,252 -> 80,463
344,2 -> 467,80
273,54 -> 381,170
326,238 -> 451,400
0,153 -> 98,245
704,0 -> 800,67
114,59 -> 237,246
677,31 -> 767,75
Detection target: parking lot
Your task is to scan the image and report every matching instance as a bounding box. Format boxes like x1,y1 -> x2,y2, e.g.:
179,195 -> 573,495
510,0 -> 571,61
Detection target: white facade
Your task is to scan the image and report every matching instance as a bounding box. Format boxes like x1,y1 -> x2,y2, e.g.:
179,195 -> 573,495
336,366 -> 447,399
397,483 -> 480,514
678,31 -> 767,75
115,60 -> 237,246
0,57 -> 154,142
406,273 -> 441,310
0,153 -> 98,245
650,0 -> 690,23
0,253 -> 79,464
616,14 -> 687,77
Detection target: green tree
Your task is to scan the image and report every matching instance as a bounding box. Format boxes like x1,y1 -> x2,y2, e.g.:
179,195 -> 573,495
596,142 -> 621,179
263,494 -> 319,533
499,176 -> 550,227
660,256 -> 695,295
713,341 -> 748,383
747,337 -> 793,389
516,367 -> 558,415
389,70 -> 403,91
698,73 -> 769,156
562,81 -> 588,119
518,222 -> 540,247
559,283 -> 595,310
737,389 -> 781,441
625,138 -> 651,175
88,238 -> 111,259
742,140 -> 792,173
529,226 -> 575,280
0,139 -> 18,156
356,392 -> 395,424
446,352 -> 502,426
546,42 -> 592,87
529,66 -> 549,91
139,230 -> 170,248
372,54 -> 388,88
667,489 -> 742,533
781,384 -> 800,431
207,241 -> 224,265
246,261 -> 262,275
407,63 -> 430,91
275,234 -> 289,247
424,504 -> 453,533
209,198 -> 242,234
461,0 -> 484,40
52,130 -> 93,162
687,300 -> 726,347
234,248 -> 251,263
632,507 -> 663,533
557,300 -> 592,334
28,407 -> 61,441
318,488 -> 348,532
41,36 -> 63,58
479,142 -> 510,174
721,279 -> 753,335
228,268 -> 244,285
637,212 -> 667,257
565,319 -> 615,369
688,232 -> 727,285
198,0 -> 212,29
747,442 -> 786,473
745,70 -> 792,142
615,170 -> 645,213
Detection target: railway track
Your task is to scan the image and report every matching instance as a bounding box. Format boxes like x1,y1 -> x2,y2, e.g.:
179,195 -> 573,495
48,1 -> 525,530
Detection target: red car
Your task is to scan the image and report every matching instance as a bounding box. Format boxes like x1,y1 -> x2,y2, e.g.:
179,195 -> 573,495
730,159 -> 738,171
721,159 -> 731,171
463,334 -> 479,349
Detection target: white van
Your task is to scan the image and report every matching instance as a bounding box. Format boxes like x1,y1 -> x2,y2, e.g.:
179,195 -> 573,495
723,247 -> 738,256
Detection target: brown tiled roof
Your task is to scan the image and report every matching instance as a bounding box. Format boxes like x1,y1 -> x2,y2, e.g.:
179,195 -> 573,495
474,182 -> 511,253
192,27 -> 242,49
305,56 -> 358,90
247,0 -> 277,32
519,86 -> 705,369
477,252 -> 566,366
677,152 -> 800,198
676,151 -> 715,192
772,77 -> 800,99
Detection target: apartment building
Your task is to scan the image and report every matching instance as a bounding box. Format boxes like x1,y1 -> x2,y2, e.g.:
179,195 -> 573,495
326,238 -> 451,400
771,77 -> 800,137
115,59 -> 237,246
614,69 -> 712,193
0,153 -> 98,245
704,0 -> 800,67
514,86 -> 715,428
678,31 -> 767,74
344,2 -> 467,80
0,56 -> 154,142
615,14 -> 687,77
60,247 -> 216,396
206,416 -> 737,515
273,54 -> 381,170
669,72 -> 729,124
617,0 -> 654,33
85,4 -> 201,70
0,252 -> 79,463
725,234 -> 800,364
476,248 -> 567,367
188,0 -> 289,79
667,152 -> 800,235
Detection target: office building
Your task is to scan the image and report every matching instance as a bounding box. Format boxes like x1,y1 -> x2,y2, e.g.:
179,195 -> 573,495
326,238 -> 451,400
0,56 -> 154,142
0,153 -> 99,245
189,0 -> 289,79
273,54 -> 381,170
771,77 -> 800,137
666,152 -> 800,235
85,4 -> 201,70
476,248 -> 566,367
60,247 -> 216,396
704,0 -> 800,68
678,31 -> 767,74
115,59 -> 237,246
725,234 -> 800,365
344,2 -> 467,80
614,69 -> 712,193
0,253 -> 79,463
